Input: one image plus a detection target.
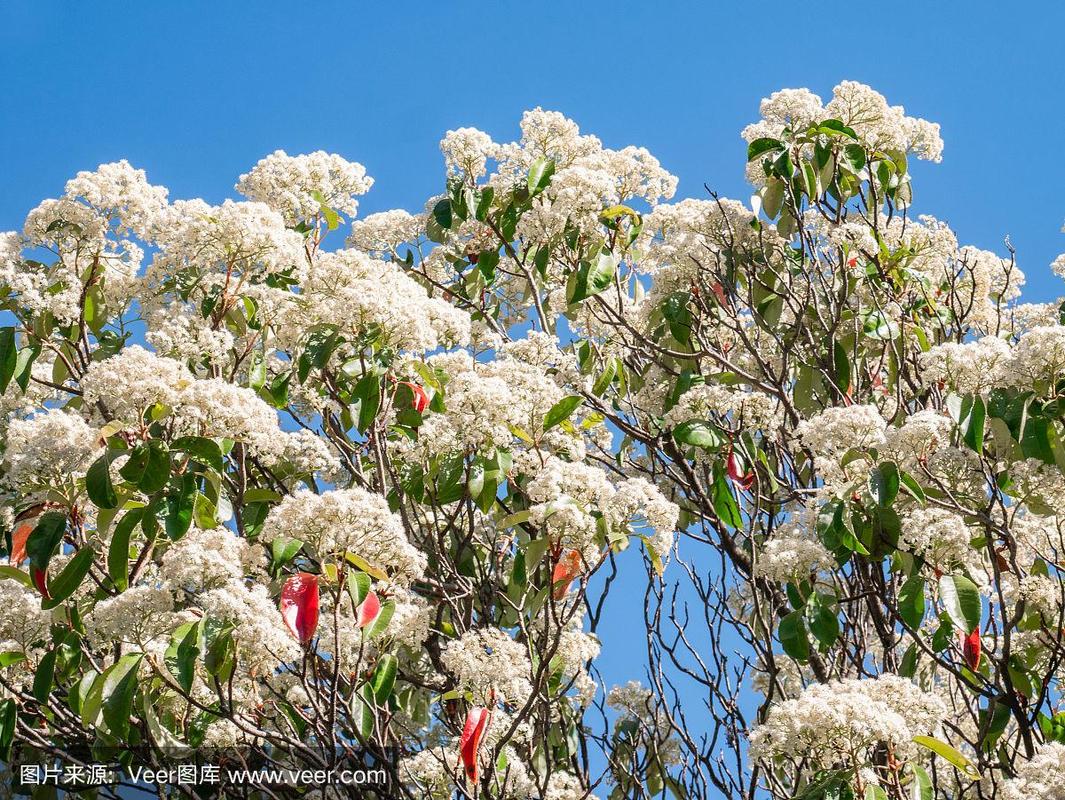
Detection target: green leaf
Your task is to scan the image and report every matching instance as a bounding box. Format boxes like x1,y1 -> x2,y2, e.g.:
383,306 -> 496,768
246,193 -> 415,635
120,440 -> 171,494
1020,415 -> 1055,464
142,694 -> 193,758
711,468 -> 742,529
431,198 -> 453,230
270,537 -> 303,574
370,654 -> 398,703
0,327 -> 16,394
171,436 -> 224,473
26,512 -> 66,571
805,595 -> 840,650
672,420 -> 722,450
527,158 -> 556,194
108,508 -> 144,591
570,249 -> 617,303
365,599 -> 395,638
832,339 -> 851,394
0,566 -> 31,588
86,453 -> 119,510
961,395 -> 986,453
912,735 -> 979,778
868,463 -> 899,508
815,119 -> 859,139
311,190 -> 340,231
192,492 -> 217,529
747,137 -> 784,162
354,683 -> 375,739
347,570 -> 372,610
899,472 -> 926,503
543,395 -> 584,432
938,574 -> 981,633
32,648 -> 57,703
85,652 -> 143,738
43,545 -> 94,608
164,621 -> 200,694
0,698 -> 14,761
779,610 -> 810,662
909,764 -> 933,800
165,473 -> 196,540
354,373 -> 381,433
898,575 -> 926,629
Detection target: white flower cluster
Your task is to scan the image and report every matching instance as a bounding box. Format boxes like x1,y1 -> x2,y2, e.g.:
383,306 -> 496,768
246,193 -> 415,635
85,584 -> 188,652
919,326 -> 1065,397
755,513 -> 835,583
524,455 -> 677,562
295,249 -> 470,353
881,409 -> 953,469
1001,742 -> 1065,800
260,488 -> 427,583
160,525 -> 262,593
749,674 -> 946,763
198,580 -> 303,671
347,209 -> 423,255
411,345 -> 568,457
0,579 -> 51,651
663,383 -> 781,433
796,404 -> 886,460
150,198 -> 305,282
81,345 -> 194,424
3,409 -> 101,491
899,507 -> 975,570
742,82 -> 943,166
440,127 -> 497,179
440,626 -> 534,706
236,150 -> 373,225
3,161 -> 165,323
63,159 -> 169,238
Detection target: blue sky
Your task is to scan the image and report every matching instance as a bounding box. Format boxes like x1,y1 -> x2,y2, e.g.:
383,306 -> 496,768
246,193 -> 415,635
4,0 -> 1065,305
3,0 -> 1065,735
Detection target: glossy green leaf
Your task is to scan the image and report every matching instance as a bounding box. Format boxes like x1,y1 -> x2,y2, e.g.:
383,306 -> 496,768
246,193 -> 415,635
939,574 -> 981,633
86,453 -> 119,510
370,654 -> 398,703
543,395 -> 584,432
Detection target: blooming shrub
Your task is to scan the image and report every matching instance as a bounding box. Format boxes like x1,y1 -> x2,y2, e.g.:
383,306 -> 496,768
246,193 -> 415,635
0,81 -> 1062,799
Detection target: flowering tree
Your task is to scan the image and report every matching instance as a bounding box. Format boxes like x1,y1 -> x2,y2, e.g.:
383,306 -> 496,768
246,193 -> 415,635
0,81 -> 1063,799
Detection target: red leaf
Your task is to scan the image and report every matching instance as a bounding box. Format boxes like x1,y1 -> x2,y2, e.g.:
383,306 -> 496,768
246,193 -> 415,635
31,566 -> 50,599
962,627 -> 981,671
460,706 -> 492,784
551,549 -> 583,600
726,448 -> 755,491
710,281 -> 730,309
397,381 -> 429,414
280,572 -> 320,646
9,521 -> 33,565
356,590 -> 381,628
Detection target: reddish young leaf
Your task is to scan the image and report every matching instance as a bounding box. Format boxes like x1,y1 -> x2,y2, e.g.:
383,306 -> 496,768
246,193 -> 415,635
356,590 -> 381,628
726,448 -> 755,491
460,706 -> 491,784
551,549 -> 583,600
400,382 -> 430,414
280,572 -> 320,646
31,566 -> 50,599
962,626 -> 981,671
710,281 -> 730,309
9,521 -> 33,565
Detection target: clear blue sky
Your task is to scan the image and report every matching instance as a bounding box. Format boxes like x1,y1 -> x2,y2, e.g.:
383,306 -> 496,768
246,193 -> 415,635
3,0 -> 1065,723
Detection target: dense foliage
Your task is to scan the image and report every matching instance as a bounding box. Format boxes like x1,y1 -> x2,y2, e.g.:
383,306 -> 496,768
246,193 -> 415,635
0,81 -> 1063,798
